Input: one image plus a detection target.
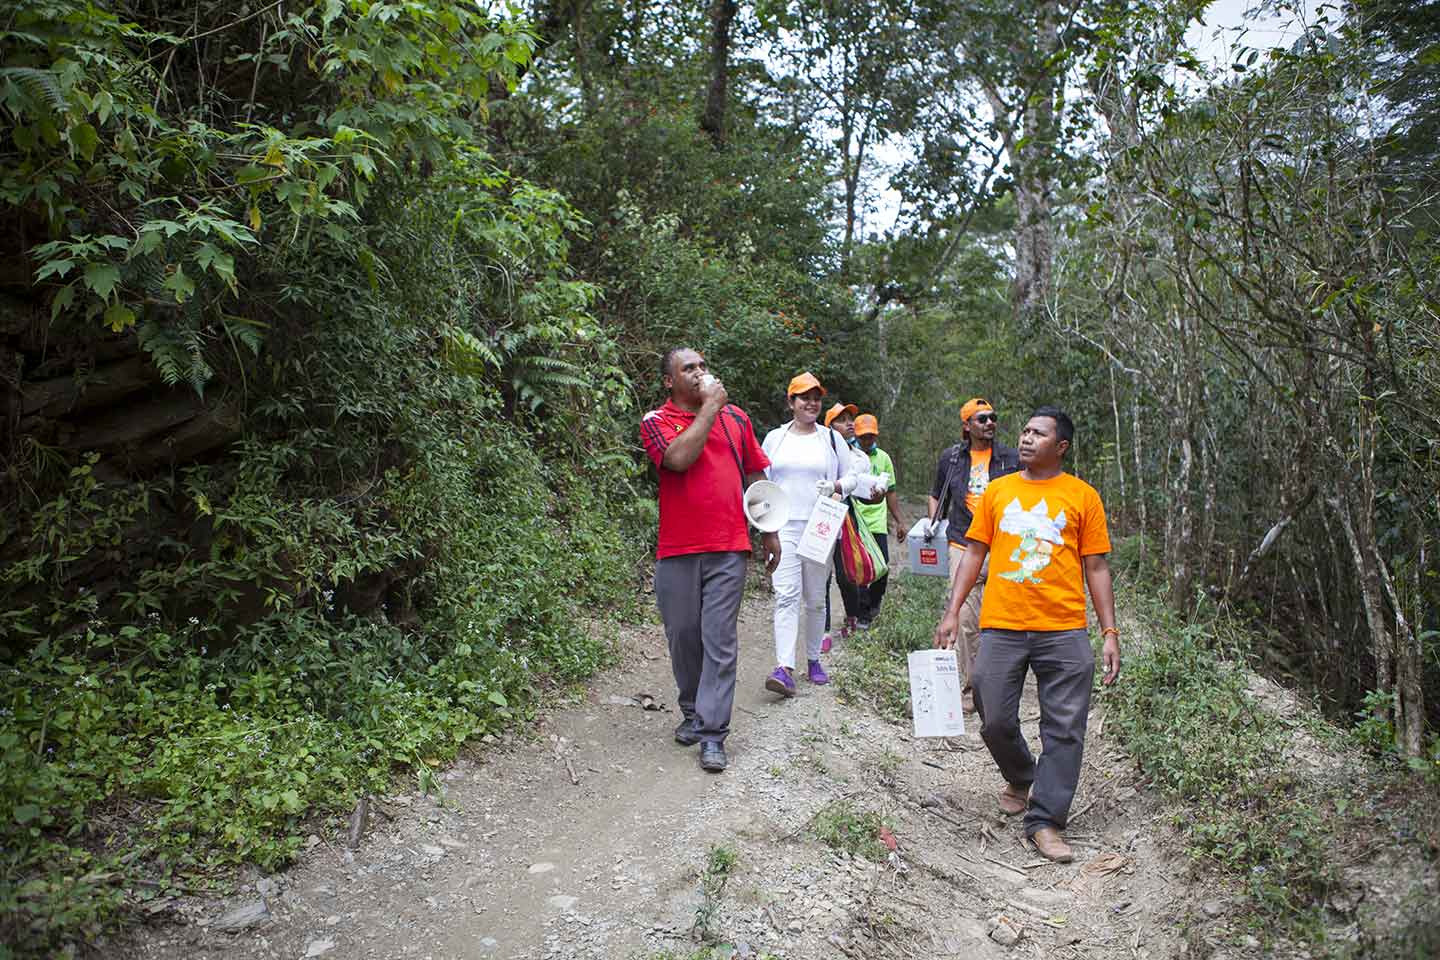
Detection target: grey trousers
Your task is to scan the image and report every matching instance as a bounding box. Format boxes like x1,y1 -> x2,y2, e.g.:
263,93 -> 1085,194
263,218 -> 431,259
654,551 -> 748,744
973,628 -> 1094,837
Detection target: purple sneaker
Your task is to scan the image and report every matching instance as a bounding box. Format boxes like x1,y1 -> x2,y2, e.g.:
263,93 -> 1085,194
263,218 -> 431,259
821,632 -> 833,654
807,659 -> 830,685
765,666 -> 796,698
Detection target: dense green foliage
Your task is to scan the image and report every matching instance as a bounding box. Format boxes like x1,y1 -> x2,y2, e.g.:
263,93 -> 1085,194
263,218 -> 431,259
1,1 -> 647,951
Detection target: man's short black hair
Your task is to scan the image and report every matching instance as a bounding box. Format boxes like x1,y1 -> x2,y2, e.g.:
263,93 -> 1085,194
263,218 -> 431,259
1031,405 -> 1075,446
660,347 -> 689,380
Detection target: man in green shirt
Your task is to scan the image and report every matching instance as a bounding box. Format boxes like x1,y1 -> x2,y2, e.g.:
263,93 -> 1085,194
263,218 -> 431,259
854,414 -> 905,627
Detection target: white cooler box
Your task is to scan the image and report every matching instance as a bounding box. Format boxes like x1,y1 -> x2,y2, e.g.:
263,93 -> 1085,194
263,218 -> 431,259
906,518 -> 951,577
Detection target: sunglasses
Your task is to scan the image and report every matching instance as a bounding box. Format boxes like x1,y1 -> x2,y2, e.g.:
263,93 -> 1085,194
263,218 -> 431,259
972,412 -> 997,424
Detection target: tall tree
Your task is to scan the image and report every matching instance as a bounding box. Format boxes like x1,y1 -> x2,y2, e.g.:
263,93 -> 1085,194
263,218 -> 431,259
700,0 -> 740,144
762,0 -> 918,271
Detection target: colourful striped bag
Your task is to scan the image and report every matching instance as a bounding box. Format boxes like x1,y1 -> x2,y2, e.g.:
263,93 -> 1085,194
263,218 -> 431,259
837,500 -> 888,587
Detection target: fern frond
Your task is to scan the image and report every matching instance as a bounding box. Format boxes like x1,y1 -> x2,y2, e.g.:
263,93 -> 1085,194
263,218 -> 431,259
441,326 -> 501,373
512,353 -> 580,373
137,320 -> 185,387
0,67 -> 67,113
221,314 -> 266,356
183,330 -> 212,399
514,371 -> 588,390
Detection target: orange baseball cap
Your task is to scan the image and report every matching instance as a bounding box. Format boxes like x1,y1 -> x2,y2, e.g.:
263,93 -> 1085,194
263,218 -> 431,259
824,402 -> 858,427
855,414 -> 879,436
787,372 -> 827,397
960,398 -> 993,422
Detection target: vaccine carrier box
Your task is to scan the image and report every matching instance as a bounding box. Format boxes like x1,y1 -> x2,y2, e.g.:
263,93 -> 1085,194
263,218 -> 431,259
906,517 -> 950,577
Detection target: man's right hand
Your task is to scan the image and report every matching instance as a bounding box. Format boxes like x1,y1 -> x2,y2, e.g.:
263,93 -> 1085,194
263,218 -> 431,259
934,613 -> 958,649
699,376 -> 728,410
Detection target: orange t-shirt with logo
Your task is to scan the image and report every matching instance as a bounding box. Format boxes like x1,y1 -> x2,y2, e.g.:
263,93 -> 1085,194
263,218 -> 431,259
964,447 -> 993,514
964,471 -> 1111,631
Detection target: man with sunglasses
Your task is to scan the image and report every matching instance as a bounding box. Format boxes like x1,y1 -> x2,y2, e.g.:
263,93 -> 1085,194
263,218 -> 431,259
925,398 -> 1020,713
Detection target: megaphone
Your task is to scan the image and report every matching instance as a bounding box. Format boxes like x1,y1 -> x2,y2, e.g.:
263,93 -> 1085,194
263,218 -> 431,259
743,480 -> 790,533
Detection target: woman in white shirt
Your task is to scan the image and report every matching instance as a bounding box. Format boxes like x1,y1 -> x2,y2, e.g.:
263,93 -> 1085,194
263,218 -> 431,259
760,372 -> 860,696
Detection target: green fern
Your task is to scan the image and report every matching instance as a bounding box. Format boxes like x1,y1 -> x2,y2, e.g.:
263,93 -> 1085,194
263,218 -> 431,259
221,314 -> 265,356
0,67 -> 67,114
510,353 -> 587,392
441,326 -> 501,373
137,320 -> 186,387
515,353 -> 577,371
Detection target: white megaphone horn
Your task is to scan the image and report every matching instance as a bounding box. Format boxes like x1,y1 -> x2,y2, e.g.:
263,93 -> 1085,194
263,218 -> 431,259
743,480 -> 790,533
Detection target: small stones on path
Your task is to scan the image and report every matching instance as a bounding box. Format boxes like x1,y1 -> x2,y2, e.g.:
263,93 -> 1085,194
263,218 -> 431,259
546,894 -> 579,910
214,900 -> 270,932
988,913 -> 1025,947
302,936 -> 336,957
528,861 -> 557,874
1202,898 -> 1226,918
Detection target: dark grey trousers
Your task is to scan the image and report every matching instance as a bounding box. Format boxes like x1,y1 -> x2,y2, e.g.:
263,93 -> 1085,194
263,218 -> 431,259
973,628 -> 1094,837
653,551 -> 748,744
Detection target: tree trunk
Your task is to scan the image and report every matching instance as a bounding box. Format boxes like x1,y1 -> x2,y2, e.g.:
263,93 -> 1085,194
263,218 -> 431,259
1131,377 -> 1146,566
699,0 -> 738,146
1010,0 -> 1059,327
1328,489 -> 1396,728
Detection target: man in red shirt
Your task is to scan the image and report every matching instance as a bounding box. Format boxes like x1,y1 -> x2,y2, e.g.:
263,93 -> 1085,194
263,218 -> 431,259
640,348 -> 780,772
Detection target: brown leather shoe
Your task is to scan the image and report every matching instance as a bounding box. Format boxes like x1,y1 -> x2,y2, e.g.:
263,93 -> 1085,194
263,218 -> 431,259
1030,827 -> 1073,863
997,784 -> 1029,816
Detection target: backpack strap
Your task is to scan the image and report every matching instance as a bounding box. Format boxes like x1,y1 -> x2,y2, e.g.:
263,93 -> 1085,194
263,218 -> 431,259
934,444 -> 964,525
715,405 -> 747,481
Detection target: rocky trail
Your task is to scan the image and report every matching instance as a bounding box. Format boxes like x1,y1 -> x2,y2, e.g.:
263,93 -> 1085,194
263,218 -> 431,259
119,578 -> 1265,960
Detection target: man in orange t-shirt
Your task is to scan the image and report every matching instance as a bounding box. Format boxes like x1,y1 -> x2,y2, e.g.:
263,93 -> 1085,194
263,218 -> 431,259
935,406 -> 1121,864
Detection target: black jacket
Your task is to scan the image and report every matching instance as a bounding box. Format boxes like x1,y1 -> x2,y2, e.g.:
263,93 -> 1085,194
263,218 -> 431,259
930,441 -> 1020,543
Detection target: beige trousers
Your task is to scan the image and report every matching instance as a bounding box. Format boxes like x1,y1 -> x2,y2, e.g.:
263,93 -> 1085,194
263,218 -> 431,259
947,543 -> 988,691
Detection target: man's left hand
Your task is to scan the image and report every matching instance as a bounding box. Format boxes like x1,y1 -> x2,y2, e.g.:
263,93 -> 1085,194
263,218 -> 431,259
1101,636 -> 1121,685
761,532 -> 782,574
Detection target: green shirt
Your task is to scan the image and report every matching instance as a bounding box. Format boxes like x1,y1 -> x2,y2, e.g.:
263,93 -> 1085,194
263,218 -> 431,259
855,445 -> 895,535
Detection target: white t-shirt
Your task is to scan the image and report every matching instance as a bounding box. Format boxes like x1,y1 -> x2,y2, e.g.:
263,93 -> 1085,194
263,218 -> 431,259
765,427 -> 834,538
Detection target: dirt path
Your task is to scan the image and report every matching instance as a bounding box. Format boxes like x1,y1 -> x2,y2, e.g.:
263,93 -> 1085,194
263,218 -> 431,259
124,577 -> 1201,960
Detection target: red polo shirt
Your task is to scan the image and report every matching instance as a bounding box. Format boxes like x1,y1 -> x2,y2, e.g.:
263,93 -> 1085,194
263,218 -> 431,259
640,401 -> 770,559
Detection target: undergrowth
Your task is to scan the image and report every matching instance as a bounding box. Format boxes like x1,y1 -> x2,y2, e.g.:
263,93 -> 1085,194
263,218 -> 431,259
1094,581 -> 1434,949
1104,586 -> 1354,940
1,191 -> 650,954
1,436 -> 645,953
810,799 -> 892,863
691,844 -> 738,943
832,574 -> 946,721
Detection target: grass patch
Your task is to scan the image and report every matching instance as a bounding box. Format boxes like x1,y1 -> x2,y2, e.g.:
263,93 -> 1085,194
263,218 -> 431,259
832,574 -> 946,723
811,799 -> 891,862
691,844 -> 738,943
1105,589 -> 1346,936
